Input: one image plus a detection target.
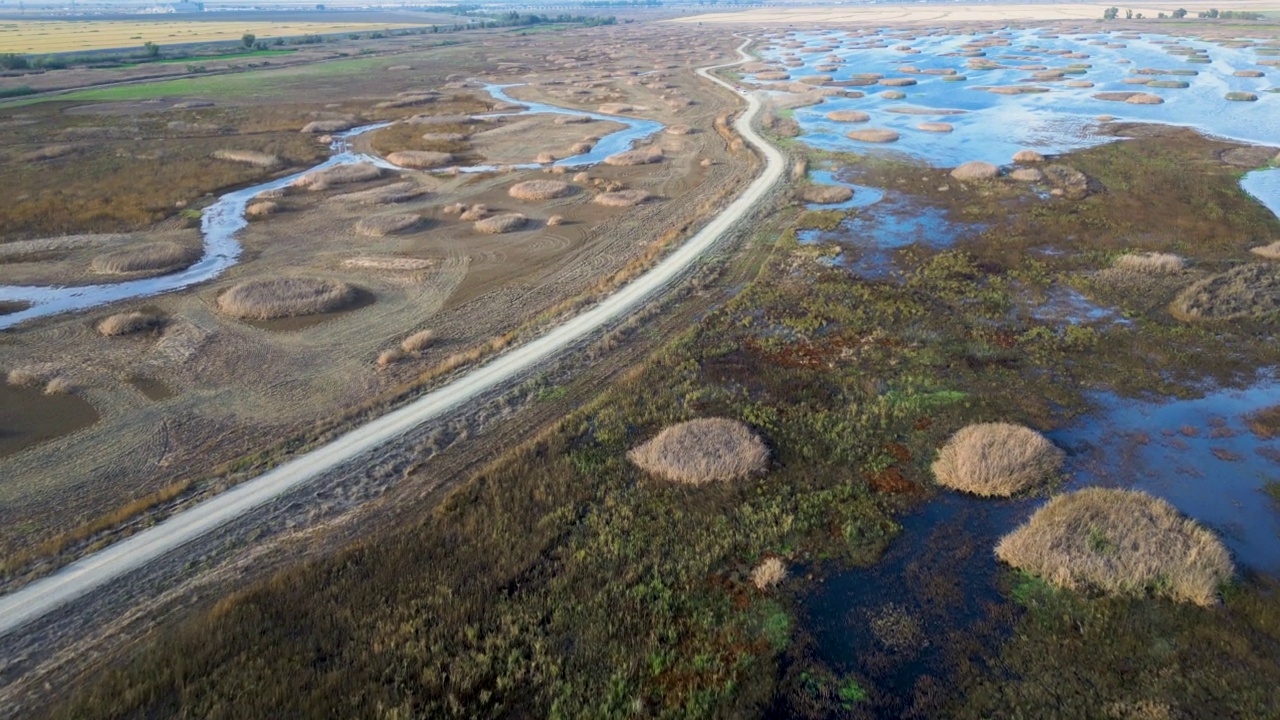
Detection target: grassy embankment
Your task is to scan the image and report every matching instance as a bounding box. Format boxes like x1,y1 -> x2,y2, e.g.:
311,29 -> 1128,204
43,130 -> 1280,717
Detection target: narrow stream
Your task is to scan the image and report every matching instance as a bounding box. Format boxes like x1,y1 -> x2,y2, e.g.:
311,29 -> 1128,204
0,84 -> 665,331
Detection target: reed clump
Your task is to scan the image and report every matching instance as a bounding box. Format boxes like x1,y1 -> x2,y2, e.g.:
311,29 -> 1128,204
604,147 -> 663,166
995,488 -> 1234,606
355,214 -> 423,237
97,311 -> 162,336
932,422 -> 1064,497
593,189 -> 651,207
211,149 -> 280,168
628,418 -> 768,485
508,180 -> 576,200
90,242 -> 198,275
474,213 -> 527,234
216,277 -> 359,320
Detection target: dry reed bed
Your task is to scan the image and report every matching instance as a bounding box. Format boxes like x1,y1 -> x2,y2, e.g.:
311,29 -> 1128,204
216,277 -> 359,320
932,422 -> 1064,497
604,147 -> 663,166
211,149 -> 280,168
343,256 -> 436,271
292,163 -> 382,192
1250,241 -> 1280,260
628,418 -> 768,485
1170,264 -> 1280,322
1112,252 -> 1185,274
97,311 -> 161,336
246,201 -> 280,218
355,214 -> 423,237
90,242 -> 199,275
593,189 -> 651,207
385,150 -> 454,169
508,180 -> 576,200
473,213 -> 527,234
751,557 -> 787,591
331,182 -> 428,205
799,184 -> 854,204
996,488 -> 1234,606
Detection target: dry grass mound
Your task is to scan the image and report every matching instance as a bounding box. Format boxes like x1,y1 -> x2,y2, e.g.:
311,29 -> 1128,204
211,149 -> 280,168
604,147 -> 663,166
216,277 -> 358,320
846,128 -> 899,143
825,110 -> 870,123
355,214 -> 422,237
932,422 -> 1064,497
246,201 -> 279,218
97,311 -> 161,336
292,163 -> 382,191
751,557 -> 787,591
1249,241 -> 1280,260
473,213 -> 527,234
917,122 -> 953,133
1112,252 -> 1185,274
1170,263 -> 1280,321
387,150 -> 454,169
800,184 -> 854,204
508,180 -> 575,200
950,161 -> 999,180
594,189 -> 650,207
301,119 -> 355,134
628,418 -> 768,485
331,182 -> 428,205
400,329 -> 435,353
1014,149 -> 1045,163
460,204 -> 489,221
91,242 -> 198,274
995,488 -> 1234,606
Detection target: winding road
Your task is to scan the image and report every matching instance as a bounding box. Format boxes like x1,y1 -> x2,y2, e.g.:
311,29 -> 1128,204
0,37 -> 784,638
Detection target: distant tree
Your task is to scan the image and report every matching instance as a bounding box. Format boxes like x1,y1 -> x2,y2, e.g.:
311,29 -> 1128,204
143,41 -> 159,57
1172,7 -> 1187,17
241,33 -> 255,48
1135,12 -> 1144,18
0,52 -> 29,70
1158,12 -> 1167,18
1102,6 -> 1119,19
1125,8 -> 1133,18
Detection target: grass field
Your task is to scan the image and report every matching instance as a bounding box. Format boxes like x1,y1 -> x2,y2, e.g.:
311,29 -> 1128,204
0,20 -> 428,54
0,52 -> 419,108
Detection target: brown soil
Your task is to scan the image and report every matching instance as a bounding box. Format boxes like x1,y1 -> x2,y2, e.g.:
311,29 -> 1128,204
0,22 -> 752,569
0,384 -> 100,460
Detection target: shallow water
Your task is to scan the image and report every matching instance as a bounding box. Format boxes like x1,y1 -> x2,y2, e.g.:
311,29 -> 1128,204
0,85 -> 665,330
1242,167 -> 1280,220
1049,380 -> 1280,571
762,28 -> 1279,167
805,169 -> 885,211
799,193 -> 985,279
783,27 -> 1280,704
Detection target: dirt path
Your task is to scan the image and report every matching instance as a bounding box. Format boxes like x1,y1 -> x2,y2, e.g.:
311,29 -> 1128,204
0,37 -> 784,639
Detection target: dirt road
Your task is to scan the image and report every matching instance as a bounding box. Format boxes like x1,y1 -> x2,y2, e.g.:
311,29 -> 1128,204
0,37 -> 784,639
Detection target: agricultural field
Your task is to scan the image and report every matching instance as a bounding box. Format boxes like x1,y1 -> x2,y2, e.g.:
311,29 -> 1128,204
3,6 -> 1280,720
0,19 -> 431,54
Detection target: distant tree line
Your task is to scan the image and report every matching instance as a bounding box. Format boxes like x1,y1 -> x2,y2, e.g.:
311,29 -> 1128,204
1105,6 -> 1263,20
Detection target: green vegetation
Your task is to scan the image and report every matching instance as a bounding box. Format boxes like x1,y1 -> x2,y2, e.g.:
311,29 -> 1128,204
954,577 -> 1280,717
41,125 -> 1280,719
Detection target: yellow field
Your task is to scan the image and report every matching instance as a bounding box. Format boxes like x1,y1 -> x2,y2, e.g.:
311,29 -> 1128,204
0,20 -> 427,55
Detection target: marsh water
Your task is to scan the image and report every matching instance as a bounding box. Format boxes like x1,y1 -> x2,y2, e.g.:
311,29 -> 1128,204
758,27 -> 1280,706
0,85 -> 665,331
